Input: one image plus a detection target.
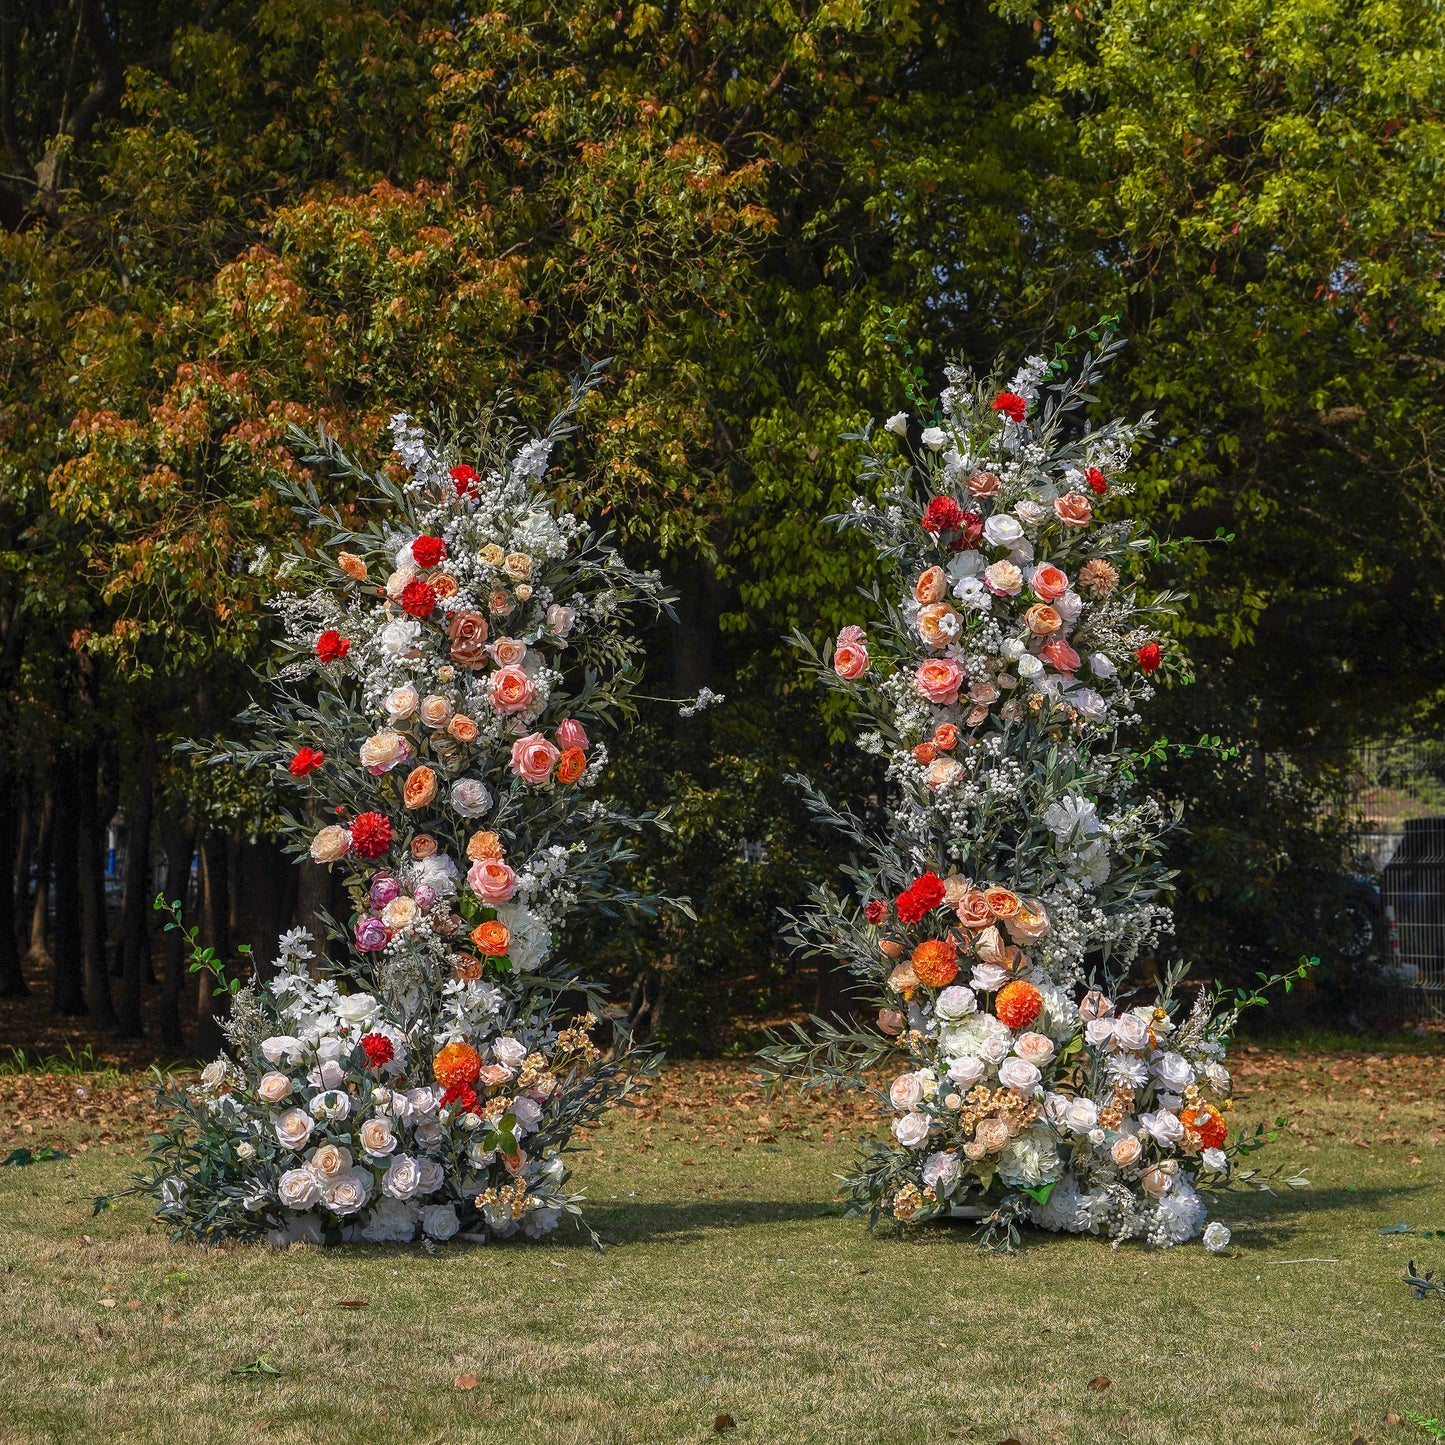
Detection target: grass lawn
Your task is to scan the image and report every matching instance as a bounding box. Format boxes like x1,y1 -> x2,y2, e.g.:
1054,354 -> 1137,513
1,1049 -> 1443,1444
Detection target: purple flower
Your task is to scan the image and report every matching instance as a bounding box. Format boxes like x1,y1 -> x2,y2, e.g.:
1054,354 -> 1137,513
369,874 -> 400,910
355,916 -> 389,952
412,883 -> 437,911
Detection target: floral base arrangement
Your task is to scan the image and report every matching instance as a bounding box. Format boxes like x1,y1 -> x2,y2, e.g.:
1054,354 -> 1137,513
761,334 -> 1308,1249
136,371 -> 677,1247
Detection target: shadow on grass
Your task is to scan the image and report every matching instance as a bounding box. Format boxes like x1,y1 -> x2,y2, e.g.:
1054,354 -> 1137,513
1206,1180 -> 1439,1247
553,1198 -> 838,1248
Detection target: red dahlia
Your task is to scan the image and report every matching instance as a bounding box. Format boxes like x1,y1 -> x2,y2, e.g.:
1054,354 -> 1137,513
896,871 -> 946,923
411,535 -> 446,568
1137,642 -> 1162,673
441,1082 -> 478,1113
358,1032 -> 395,1068
288,746 -> 325,778
991,391 -> 1027,424
863,899 -> 888,926
921,495 -> 964,535
400,578 -> 437,618
351,811 -> 393,859
315,629 -> 350,663
1085,466 -> 1108,495
450,463 -> 479,497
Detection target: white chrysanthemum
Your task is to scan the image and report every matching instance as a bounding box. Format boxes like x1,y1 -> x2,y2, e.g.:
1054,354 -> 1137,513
939,1010 -> 1011,1064
1025,1171 -> 1090,1234
360,1198 -> 419,1243
998,1125 -> 1066,1189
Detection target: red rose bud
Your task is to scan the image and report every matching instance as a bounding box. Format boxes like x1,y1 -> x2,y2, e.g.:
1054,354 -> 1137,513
400,578 -> 437,618
1085,467 -> 1108,495
863,899 -> 888,925
991,391 -> 1027,424
1137,642 -> 1162,672
921,495 -> 964,535
350,811 -> 393,859
949,510 -> 984,552
289,746 -> 325,778
411,535 -> 446,568
315,629 -> 350,663
450,463 -> 479,497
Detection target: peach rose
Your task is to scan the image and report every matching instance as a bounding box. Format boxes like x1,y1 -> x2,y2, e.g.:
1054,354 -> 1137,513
403,766 -> 438,810
834,637 -> 869,681
1006,900 -> 1050,941
359,729 -> 410,775
488,636 -> 527,667
468,860 -> 517,903
510,732 -> 559,783
1054,492 -> 1093,526
1038,637 -> 1082,673
934,723 -> 960,751
410,834 -> 438,860
1031,563 -> 1069,600
974,924 -> 1006,964
925,757 -> 965,790
1079,990 -> 1112,1021
556,718 -> 589,752
337,551 -> 368,581
447,714 -> 479,743
419,695 -> 454,729
384,683 -> 419,722
556,747 -> 587,784
466,830 -> 504,862
1141,1165 -> 1171,1197
488,588 -> 515,616
974,1117 -> 1011,1153
478,543 -> 504,568
489,664 -> 535,715
385,563 -> 417,600
955,890 -> 993,930
916,657 -> 965,705
983,560 -> 1023,596
382,896 -> 419,931
310,825 -> 351,864
1111,1134 -> 1142,1167
917,602 -> 961,649
983,886 -> 1021,919
1013,1032 -> 1056,1067
914,566 -> 947,604
968,681 -> 999,705
257,1072 -> 292,1104
968,470 -> 1001,498
432,573 -> 459,601
1024,604 -> 1063,636
446,610 -> 489,668
503,552 -> 532,581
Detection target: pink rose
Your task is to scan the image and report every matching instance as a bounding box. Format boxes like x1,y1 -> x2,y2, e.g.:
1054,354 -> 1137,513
488,637 -> 527,667
555,718 -> 589,752
1054,492 -> 1093,526
489,664 -> 535,715
1079,990 -> 1112,1021
1031,564 -> 1069,601
834,638 -> 870,681
468,858 -> 517,903
510,732 -> 560,783
1038,637 -> 1081,674
916,657 -> 965,705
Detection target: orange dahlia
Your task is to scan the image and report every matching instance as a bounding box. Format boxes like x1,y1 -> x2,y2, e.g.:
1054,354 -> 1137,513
910,938 -> 959,989
995,979 -> 1043,1030
1182,1103 -> 1228,1151
433,1041 -> 483,1089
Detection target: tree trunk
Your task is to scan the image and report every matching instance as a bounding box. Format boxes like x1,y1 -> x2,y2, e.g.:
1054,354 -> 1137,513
115,740 -> 156,1037
668,557 -> 723,745
10,777 -> 33,975
0,765 -> 24,997
25,776 -> 53,965
157,813 -> 195,1051
50,753 -> 86,1015
76,745 -> 117,1029
195,828 -> 230,1059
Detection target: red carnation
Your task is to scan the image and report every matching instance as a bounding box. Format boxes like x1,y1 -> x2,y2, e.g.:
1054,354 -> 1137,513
896,871 -> 946,924
1085,466 -> 1108,496
315,629 -> 350,663
411,535 -> 446,569
450,463 -> 479,497
359,1032 -> 395,1069
921,495 -> 964,535
1137,642 -> 1162,673
351,811 -> 393,859
992,391 -> 1027,424
950,510 -> 984,552
289,746 -> 325,778
863,899 -> 888,926
400,578 -> 437,619
441,1082 -> 478,1113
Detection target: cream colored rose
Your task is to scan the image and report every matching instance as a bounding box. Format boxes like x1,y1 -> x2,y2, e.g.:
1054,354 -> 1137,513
1141,1165 -> 1172,1197
200,1060 -> 228,1090
384,683 -> 419,722
385,562 -> 418,600
359,729 -> 410,774
382,1153 -> 425,1201
419,694 -> 454,728
515,583 -> 532,602
309,825 -> 350,864
974,1117 -> 1011,1153
1013,1032 -> 1056,1068
889,1072 -> 924,1110
323,1168 -> 371,1215
489,636 -> 527,667
1110,1134 -> 1142,1167
381,896 -> 419,931
358,1118 -> 397,1157
273,1107 -> 314,1151
257,1072 -> 292,1104
309,1143 -> 353,1180
925,758 -> 965,790
278,1168 -> 322,1210
983,559 -> 1023,596
503,552 -> 532,581
478,542 -> 504,568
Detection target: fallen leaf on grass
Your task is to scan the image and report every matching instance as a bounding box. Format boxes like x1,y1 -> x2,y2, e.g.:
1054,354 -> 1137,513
99,1299 -> 116,1308
231,1357 -> 283,1378
1384,1413 -> 1402,1426
454,1374 -> 479,1391
333,1300 -> 368,1309
1088,1377 -> 1111,1392
714,1414 -> 737,1433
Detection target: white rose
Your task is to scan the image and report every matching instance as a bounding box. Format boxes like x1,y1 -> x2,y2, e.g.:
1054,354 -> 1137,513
414,1121 -> 444,1149
1016,654 -> 1044,680
261,1035 -> 304,1067
1014,498 -> 1046,525
920,426 -> 947,450
384,683 -> 419,721
1152,1051 -> 1195,1090
889,1073 -> 924,1111
316,1036 -> 347,1063
383,1154 -> 425,1201
421,1203 -> 461,1241
1084,1018 -> 1116,1047
277,1168 -> 322,1210
1090,652 -> 1117,680
316,1059 -> 345,1090
1203,1220 -> 1232,1253
969,961 -> 1009,993
1063,1097 -> 1099,1133
450,778 -> 493,818
893,1112 -> 931,1149
1069,687 -> 1107,721
546,603 -> 576,639
257,1072 -> 292,1104
468,1140 -> 497,1168
511,1096 -> 543,1135
379,618 -> 421,656
236,1141 -> 256,1161
946,1056 -> 986,1088
1202,1147 -> 1229,1174
273,1108 -> 314,1151
200,1060 -> 228,1090
324,1168 -> 372,1216
1013,1032 -> 1056,1068
493,1037 -> 527,1070
309,1090 -> 351,1123
922,1150 -> 962,1194
405,1086 -> 440,1119
336,993 -> 377,1025
1140,1109 -> 1185,1147
998,1057 -> 1042,1094
883,411 -> 909,437
416,1158 -> 446,1195
979,1031 -> 1013,1066
1055,590 -> 1082,623
934,985 -> 977,1020
1111,1014 -> 1150,1051
1204,1062 -> 1232,1096
983,514 -> 1024,549
358,1118 -> 397,1157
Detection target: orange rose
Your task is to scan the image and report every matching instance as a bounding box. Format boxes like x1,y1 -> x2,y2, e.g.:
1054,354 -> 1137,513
955,890 -> 993,930
1031,563 -> 1069,601
432,572 -> 459,600
913,566 -> 947,604
917,602 -> 961,649
403,766 -> 438,809
912,742 -> 937,765
933,723 -> 960,751
968,470 -> 1001,498
410,833 -> 438,860
466,830 -> 504,862
983,886 -> 1022,919
451,955 -> 484,983
448,714 -> 479,743
1024,604 -> 1062,636
1054,492 -> 1093,526
556,747 -> 587,784
471,920 -> 511,956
